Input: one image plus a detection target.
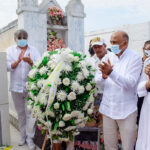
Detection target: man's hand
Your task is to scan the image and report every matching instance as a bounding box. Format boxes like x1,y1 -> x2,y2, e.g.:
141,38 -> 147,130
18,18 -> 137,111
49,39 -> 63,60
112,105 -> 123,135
145,64 -> 150,79
99,59 -> 113,77
23,53 -> 33,66
11,51 -> 25,69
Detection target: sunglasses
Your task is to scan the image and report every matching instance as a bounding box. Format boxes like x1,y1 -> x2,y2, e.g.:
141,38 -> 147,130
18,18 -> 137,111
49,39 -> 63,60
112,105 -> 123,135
18,37 -> 27,40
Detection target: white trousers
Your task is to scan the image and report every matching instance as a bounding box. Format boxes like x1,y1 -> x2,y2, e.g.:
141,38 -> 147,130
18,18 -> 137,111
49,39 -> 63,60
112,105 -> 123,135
103,111 -> 137,150
11,91 -> 35,140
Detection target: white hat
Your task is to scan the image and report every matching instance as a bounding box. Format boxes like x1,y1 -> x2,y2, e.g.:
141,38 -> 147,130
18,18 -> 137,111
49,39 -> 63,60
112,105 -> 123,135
91,37 -> 105,47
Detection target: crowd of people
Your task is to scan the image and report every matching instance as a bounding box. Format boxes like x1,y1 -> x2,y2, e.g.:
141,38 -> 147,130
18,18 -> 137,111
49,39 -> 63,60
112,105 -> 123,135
90,31 -> 150,150
6,29 -> 150,150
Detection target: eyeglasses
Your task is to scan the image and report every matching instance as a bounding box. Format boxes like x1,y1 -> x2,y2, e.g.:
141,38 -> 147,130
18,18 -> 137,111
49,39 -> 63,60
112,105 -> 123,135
18,37 -> 27,40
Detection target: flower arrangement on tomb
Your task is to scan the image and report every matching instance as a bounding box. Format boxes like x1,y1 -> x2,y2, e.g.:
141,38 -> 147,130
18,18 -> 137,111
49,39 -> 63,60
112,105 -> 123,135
0,145 -> 13,150
26,48 -> 97,142
47,30 -> 66,51
48,6 -> 63,25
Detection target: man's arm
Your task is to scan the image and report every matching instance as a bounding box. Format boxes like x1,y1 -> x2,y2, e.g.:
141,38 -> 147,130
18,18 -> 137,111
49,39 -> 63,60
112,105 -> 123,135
109,57 -> 142,89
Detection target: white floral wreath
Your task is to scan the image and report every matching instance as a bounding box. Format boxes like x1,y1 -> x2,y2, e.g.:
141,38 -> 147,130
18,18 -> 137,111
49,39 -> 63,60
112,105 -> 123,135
26,48 -> 96,142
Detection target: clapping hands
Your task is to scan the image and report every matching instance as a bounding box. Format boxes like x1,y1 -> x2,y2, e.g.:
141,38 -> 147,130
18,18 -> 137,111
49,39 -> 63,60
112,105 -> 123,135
98,59 -> 113,79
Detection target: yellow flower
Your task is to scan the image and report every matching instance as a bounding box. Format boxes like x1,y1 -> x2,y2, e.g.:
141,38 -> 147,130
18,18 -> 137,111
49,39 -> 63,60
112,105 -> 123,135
4,146 -> 12,150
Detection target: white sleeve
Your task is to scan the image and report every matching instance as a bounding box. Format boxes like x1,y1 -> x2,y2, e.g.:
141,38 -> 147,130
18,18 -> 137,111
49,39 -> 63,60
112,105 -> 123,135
109,56 -> 142,89
94,70 -> 105,86
6,48 -> 15,72
137,68 -> 149,97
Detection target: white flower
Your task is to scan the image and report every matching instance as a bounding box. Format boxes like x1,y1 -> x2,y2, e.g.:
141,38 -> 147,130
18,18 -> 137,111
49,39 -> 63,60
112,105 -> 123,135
78,113 -> 84,119
67,92 -> 76,101
87,109 -> 93,115
26,82 -> 31,90
34,59 -> 41,67
29,92 -> 35,100
37,80 -> 44,88
77,86 -> 85,94
59,121 -> 65,127
27,105 -> 32,112
82,68 -> 89,78
67,54 -> 74,62
63,114 -> 72,121
83,101 -> 90,111
74,56 -> 79,62
78,61 -> 86,68
89,94 -> 94,102
75,119 -> 82,124
39,112 -> 46,119
47,60 -> 53,68
86,83 -> 92,91
71,111 -> 81,118
77,122 -> 85,128
71,81 -> 79,91
48,110 -> 55,118
39,66 -> 48,75
30,83 -> 38,90
63,78 -> 70,86
43,51 -> 50,58
63,64 -> 72,73
57,90 -> 67,101
58,137 -> 69,142
57,78 -> 62,85
51,63 -> 57,69
64,126 -> 76,131
40,94 -> 47,105
54,102 -> 60,109
28,68 -> 38,78
76,72 -> 84,81
45,121 -> 52,128
73,132 -> 80,136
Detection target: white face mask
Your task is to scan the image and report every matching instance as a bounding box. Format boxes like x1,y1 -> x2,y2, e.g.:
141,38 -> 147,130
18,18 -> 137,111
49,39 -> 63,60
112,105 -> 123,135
144,50 -> 150,57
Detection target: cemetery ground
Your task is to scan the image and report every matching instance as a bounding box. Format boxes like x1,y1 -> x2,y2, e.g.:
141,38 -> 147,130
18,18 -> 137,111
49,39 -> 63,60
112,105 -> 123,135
9,124 -> 41,150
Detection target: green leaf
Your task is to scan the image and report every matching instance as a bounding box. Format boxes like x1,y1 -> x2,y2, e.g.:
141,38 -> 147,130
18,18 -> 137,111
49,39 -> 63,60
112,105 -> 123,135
83,55 -> 87,58
54,122 -> 59,132
32,90 -> 39,96
43,74 -> 48,79
41,129 -> 45,135
42,57 -> 48,66
72,52 -> 81,57
48,84 -> 51,87
48,51 -> 58,55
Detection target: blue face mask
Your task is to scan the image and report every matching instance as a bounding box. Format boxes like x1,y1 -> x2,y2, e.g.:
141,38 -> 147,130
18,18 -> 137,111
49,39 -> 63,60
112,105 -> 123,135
17,39 -> 27,47
144,50 -> 150,57
111,45 -> 122,55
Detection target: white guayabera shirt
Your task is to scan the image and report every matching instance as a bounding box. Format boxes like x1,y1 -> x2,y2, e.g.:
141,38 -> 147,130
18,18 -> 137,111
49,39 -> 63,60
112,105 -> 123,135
90,51 -> 110,94
95,48 -> 142,119
7,45 -> 41,93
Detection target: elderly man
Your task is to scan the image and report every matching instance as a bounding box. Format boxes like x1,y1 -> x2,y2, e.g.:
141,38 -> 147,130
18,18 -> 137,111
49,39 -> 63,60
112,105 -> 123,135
90,37 -> 108,107
7,29 -> 41,150
95,31 -> 142,150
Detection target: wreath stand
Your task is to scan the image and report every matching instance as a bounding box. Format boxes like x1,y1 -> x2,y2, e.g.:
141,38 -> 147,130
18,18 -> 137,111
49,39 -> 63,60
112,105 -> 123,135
41,130 -> 62,150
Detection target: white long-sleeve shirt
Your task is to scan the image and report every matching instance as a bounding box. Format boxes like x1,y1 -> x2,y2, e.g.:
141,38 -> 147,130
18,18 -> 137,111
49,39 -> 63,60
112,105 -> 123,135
95,48 -> 142,119
7,45 -> 41,93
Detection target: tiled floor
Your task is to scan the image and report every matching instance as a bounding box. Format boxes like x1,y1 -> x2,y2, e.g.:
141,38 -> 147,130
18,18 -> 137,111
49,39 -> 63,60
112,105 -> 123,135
10,124 -> 41,150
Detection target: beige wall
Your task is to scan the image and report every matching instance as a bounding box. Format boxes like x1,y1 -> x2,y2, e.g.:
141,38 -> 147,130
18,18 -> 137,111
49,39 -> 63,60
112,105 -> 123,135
85,21 -> 150,56
0,26 -> 17,52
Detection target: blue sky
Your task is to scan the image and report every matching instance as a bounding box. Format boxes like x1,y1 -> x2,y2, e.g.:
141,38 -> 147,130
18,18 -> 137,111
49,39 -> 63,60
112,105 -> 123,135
0,0 -> 150,33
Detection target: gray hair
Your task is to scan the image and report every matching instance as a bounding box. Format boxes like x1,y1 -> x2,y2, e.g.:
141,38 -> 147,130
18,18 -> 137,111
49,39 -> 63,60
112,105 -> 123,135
14,29 -> 28,39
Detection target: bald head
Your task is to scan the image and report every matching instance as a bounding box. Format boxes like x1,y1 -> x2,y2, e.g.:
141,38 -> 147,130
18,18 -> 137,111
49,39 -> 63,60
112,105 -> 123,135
111,31 -> 129,44
110,31 -> 129,56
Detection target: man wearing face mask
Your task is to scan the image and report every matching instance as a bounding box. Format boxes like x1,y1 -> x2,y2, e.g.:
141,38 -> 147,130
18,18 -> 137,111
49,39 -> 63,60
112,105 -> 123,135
95,31 -> 142,150
7,29 -> 41,150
